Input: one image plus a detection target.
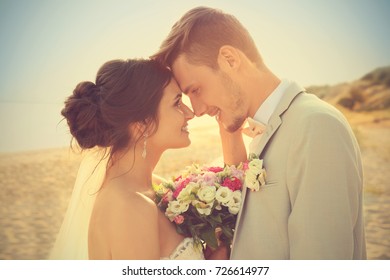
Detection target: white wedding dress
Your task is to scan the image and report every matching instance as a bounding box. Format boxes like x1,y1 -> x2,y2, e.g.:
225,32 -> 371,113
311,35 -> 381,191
162,238 -> 204,260
49,149 -> 204,260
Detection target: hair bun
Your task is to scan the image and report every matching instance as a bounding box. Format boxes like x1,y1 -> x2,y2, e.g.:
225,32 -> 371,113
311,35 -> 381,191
61,81 -> 107,149
73,81 -> 99,101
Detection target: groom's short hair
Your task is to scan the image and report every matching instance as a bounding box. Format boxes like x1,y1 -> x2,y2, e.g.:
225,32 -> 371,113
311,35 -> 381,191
152,6 -> 262,69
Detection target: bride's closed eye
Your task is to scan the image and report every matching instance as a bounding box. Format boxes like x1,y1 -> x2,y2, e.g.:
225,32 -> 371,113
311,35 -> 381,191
174,93 -> 183,108
175,98 -> 182,108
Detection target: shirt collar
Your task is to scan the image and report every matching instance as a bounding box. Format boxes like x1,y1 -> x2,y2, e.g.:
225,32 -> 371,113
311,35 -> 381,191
253,79 -> 291,124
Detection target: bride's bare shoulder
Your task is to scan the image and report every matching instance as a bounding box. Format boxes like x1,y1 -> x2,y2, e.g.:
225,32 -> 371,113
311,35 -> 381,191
90,180 -> 160,259
96,180 -> 157,215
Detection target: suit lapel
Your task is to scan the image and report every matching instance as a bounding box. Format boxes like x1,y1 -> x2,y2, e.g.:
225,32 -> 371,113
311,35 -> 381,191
230,81 -> 305,256
252,81 -> 305,156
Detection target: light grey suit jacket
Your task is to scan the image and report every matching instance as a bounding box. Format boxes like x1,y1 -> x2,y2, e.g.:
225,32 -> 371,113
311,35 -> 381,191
230,82 -> 366,259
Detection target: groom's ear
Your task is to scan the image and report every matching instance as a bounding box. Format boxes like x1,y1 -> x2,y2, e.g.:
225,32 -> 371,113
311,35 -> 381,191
217,46 -> 241,71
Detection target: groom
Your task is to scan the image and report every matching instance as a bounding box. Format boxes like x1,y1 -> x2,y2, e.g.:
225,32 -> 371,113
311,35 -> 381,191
152,6 -> 366,259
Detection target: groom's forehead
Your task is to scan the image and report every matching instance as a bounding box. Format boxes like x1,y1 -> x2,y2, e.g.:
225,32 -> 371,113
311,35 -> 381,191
172,55 -> 195,93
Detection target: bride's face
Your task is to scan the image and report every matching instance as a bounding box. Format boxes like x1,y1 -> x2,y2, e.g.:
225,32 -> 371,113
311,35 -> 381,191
149,79 -> 194,151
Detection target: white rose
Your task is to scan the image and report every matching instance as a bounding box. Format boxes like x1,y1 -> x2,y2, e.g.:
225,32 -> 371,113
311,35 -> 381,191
228,203 -> 240,215
176,182 -> 199,202
244,170 -> 260,191
186,182 -> 200,195
193,201 -> 213,216
165,208 -> 178,222
231,190 -> 242,203
197,186 -> 216,203
258,169 -> 266,186
215,187 -> 233,205
167,200 -> 189,215
248,158 -> 263,171
227,191 -> 242,215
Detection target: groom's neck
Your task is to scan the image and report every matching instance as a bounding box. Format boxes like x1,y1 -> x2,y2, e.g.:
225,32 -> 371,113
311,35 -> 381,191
246,67 -> 281,118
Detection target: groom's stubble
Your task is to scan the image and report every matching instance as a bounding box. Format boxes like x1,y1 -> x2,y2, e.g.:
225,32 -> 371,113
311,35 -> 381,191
218,70 -> 246,133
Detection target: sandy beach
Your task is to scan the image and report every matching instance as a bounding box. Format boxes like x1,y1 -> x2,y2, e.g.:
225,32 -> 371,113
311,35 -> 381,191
0,111 -> 389,260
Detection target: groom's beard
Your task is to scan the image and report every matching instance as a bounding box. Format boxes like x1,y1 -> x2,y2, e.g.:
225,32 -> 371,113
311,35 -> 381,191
219,71 -> 246,133
225,115 -> 246,133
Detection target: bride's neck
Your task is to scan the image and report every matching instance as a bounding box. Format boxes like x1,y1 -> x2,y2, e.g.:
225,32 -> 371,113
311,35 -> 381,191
107,145 -> 162,191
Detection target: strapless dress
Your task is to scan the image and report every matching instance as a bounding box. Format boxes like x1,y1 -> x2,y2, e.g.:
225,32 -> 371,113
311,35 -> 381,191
161,237 -> 205,260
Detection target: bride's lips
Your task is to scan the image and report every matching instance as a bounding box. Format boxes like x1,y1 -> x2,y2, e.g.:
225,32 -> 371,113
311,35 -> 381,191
181,124 -> 189,133
215,109 -> 221,121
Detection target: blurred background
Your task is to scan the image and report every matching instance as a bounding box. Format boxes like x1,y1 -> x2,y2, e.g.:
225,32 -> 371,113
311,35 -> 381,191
0,0 -> 389,259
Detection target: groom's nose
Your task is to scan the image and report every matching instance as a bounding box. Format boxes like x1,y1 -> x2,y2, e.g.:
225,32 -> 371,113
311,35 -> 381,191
190,97 -> 207,117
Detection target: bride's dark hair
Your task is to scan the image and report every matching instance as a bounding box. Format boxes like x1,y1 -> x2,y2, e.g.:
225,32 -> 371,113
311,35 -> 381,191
61,59 -> 171,159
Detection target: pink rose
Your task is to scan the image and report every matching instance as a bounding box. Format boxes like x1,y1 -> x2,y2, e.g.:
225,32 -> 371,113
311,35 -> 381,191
208,166 -> 224,173
229,165 -> 245,180
162,190 -> 173,203
221,176 -> 242,191
173,178 -> 191,198
201,172 -> 217,186
174,215 -> 185,224
174,175 -> 182,182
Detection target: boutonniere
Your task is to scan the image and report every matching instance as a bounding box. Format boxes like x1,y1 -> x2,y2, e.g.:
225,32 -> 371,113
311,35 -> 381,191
244,153 -> 267,192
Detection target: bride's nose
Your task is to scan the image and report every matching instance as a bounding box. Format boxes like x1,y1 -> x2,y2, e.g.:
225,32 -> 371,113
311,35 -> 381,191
182,103 -> 195,120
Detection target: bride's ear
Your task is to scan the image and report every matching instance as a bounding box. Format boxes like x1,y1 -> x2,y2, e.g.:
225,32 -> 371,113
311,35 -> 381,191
131,120 -> 153,138
128,122 -> 143,141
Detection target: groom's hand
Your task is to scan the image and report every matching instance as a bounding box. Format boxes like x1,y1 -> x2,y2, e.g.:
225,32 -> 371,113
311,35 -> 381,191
218,121 -> 247,166
204,244 -> 229,260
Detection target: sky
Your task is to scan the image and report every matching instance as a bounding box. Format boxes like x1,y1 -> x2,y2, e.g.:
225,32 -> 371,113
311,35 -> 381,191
0,0 -> 389,104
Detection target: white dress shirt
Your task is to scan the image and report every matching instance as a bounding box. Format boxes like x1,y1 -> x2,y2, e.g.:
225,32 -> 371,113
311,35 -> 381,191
253,79 -> 291,124
248,79 -> 291,152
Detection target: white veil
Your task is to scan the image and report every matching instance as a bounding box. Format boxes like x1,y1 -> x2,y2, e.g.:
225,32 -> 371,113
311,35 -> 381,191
49,148 -> 108,259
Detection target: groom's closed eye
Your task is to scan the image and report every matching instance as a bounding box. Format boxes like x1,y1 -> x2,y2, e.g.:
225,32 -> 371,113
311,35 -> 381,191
184,87 -> 200,97
182,83 -> 194,95
191,88 -> 200,95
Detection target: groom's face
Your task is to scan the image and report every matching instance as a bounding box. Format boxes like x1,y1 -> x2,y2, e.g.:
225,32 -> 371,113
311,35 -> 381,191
172,55 -> 247,132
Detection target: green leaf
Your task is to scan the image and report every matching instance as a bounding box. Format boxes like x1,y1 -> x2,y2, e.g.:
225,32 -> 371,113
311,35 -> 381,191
209,213 -> 223,224
220,225 -> 234,240
200,227 -> 218,249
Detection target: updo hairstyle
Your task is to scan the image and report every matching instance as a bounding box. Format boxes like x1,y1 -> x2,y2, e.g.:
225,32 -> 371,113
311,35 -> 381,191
61,59 -> 172,158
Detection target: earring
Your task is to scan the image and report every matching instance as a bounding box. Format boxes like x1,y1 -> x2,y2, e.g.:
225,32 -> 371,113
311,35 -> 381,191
141,134 -> 148,159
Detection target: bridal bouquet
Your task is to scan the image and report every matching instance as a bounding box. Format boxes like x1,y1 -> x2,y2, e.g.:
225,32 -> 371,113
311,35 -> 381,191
153,154 -> 266,250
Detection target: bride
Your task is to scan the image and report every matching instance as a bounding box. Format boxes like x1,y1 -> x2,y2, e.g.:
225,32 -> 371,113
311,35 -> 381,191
50,59 -> 226,260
